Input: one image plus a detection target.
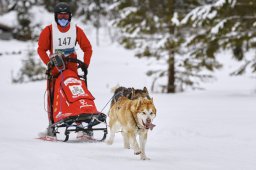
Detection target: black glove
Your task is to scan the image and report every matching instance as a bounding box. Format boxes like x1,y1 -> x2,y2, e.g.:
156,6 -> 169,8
51,54 -> 64,68
48,54 -> 65,72
80,63 -> 88,71
80,63 -> 88,76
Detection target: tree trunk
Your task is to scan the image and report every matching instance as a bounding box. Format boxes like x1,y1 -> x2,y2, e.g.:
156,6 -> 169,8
96,11 -> 100,46
0,0 -> 3,14
96,26 -> 99,46
167,0 -> 175,93
167,53 -> 175,93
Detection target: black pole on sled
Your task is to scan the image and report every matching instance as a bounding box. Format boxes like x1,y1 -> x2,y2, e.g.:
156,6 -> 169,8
64,127 -> 70,142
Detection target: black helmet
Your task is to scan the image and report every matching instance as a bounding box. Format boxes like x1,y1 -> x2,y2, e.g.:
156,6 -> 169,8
54,2 -> 72,23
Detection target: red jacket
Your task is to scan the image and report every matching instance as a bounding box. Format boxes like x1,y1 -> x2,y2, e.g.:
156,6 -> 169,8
37,23 -> 92,74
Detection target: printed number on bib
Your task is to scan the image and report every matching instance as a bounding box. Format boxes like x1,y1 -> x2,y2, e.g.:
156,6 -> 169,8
58,37 -> 71,46
69,85 -> 85,96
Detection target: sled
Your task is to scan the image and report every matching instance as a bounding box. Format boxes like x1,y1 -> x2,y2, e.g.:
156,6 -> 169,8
45,56 -> 107,142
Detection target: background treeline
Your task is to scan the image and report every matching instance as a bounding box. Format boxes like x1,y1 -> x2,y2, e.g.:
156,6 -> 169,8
0,0 -> 255,93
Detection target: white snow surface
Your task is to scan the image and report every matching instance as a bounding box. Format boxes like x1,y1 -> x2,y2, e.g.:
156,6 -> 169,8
0,31 -> 256,170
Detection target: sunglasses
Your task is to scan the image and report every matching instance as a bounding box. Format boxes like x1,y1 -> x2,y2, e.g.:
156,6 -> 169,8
57,13 -> 70,20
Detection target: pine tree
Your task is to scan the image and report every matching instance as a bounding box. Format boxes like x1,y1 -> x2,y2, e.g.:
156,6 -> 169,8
12,44 -> 46,83
174,0 -> 222,91
110,0 -> 217,92
182,0 -> 256,75
77,0 -> 114,46
12,0 -> 38,41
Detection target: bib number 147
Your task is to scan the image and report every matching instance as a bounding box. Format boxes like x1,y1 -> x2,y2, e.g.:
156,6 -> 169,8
58,37 -> 71,46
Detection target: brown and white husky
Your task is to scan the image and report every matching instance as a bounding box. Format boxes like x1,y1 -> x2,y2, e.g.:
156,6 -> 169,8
106,96 -> 157,160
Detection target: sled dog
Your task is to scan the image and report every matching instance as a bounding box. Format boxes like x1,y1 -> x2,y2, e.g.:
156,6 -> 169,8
110,86 -> 151,107
106,97 -> 156,160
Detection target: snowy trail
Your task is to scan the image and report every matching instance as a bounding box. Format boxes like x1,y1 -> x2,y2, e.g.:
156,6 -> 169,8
0,40 -> 256,170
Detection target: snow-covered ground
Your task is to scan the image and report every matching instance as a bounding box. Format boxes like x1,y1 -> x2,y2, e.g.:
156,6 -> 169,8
0,37 -> 256,170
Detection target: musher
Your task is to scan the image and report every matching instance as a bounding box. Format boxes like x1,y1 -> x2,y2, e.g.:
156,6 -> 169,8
37,2 -> 92,139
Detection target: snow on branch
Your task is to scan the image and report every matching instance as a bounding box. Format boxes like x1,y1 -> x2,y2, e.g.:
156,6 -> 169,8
120,7 -> 138,19
181,0 -> 237,26
181,4 -> 218,27
171,12 -> 180,26
215,0 -> 237,8
211,19 -> 227,34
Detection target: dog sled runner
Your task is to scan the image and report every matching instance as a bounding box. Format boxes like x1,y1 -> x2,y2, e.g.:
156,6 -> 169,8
44,56 -> 107,142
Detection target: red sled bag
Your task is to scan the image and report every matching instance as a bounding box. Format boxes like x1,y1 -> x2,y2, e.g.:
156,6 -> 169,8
42,56 -> 107,142
53,70 -> 99,123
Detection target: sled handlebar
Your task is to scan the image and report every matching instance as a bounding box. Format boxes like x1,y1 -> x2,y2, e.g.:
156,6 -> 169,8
46,56 -> 88,81
65,57 -> 88,76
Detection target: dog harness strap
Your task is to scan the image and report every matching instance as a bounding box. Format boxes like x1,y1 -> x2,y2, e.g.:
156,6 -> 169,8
52,22 -> 77,55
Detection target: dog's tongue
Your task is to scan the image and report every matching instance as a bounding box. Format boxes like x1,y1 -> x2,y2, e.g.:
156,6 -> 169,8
146,123 -> 156,130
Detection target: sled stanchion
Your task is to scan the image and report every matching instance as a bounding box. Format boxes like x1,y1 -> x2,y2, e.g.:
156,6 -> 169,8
64,127 -> 70,142
99,128 -> 108,141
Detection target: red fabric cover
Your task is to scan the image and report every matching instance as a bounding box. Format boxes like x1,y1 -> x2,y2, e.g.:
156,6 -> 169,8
53,70 -> 98,123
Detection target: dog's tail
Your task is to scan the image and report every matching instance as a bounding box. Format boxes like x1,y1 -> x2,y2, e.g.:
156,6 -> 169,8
110,85 -> 121,108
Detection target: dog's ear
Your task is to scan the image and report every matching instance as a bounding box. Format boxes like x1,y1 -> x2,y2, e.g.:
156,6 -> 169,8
143,86 -> 148,93
130,88 -> 135,99
136,97 -> 142,110
131,98 -> 141,112
132,87 -> 135,93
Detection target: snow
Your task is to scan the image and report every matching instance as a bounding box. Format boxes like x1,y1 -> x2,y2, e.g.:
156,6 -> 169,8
171,12 -> 180,26
211,19 -> 226,34
215,0 -> 226,7
0,11 -> 17,27
1,10 -> 256,170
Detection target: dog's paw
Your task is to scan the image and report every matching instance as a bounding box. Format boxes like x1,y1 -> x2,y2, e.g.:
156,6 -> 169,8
134,151 -> 141,155
124,144 -> 130,149
140,155 -> 150,160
